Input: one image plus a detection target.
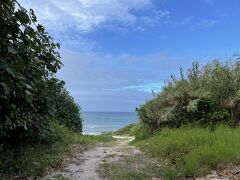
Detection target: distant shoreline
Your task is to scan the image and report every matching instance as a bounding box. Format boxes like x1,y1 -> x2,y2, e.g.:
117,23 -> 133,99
82,111 -> 136,113
82,112 -> 138,134
82,132 -> 102,135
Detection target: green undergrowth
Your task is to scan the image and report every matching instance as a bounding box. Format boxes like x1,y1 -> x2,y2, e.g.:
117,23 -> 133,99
112,123 -> 139,136
134,125 -> 240,179
0,124 -> 113,179
98,150 -> 162,180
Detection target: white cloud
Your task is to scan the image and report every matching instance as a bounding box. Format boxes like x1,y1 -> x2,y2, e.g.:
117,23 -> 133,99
18,0 -> 169,51
18,0 -> 168,33
117,82 -> 164,93
196,19 -> 218,28
165,16 -> 218,29
58,50 -> 189,92
56,50 -> 195,111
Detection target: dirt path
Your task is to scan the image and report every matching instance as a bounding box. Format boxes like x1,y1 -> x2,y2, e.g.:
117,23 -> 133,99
43,136 -> 137,180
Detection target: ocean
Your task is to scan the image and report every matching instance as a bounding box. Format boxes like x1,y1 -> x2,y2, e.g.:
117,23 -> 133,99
82,111 -> 138,134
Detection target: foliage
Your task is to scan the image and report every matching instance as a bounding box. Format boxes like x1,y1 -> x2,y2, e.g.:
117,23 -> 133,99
47,78 -> 82,133
135,126 -> 240,178
136,60 -> 240,130
112,123 -> 153,141
98,152 -> 162,180
113,123 -> 138,135
0,0 -> 82,146
54,90 -> 82,132
132,123 -> 153,141
0,124 -> 113,179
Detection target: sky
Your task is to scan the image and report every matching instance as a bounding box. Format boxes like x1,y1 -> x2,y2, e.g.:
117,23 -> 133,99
19,0 -> 240,112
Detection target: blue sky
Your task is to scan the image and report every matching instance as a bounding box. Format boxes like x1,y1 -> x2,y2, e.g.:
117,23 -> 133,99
19,0 -> 240,112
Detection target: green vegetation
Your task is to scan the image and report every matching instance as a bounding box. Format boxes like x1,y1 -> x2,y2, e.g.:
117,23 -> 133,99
112,123 -> 153,141
0,124 -> 113,179
112,123 -> 139,136
133,58 -> 240,178
2,0 -> 240,179
136,60 -> 240,131
98,153 -> 162,180
0,0 -> 82,146
0,1 -> 92,178
53,86 -> 82,133
134,126 -> 240,178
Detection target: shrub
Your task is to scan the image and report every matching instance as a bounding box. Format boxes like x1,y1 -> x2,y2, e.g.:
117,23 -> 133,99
136,60 -> 240,130
134,123 -> 153,141
54,89 -> 82,133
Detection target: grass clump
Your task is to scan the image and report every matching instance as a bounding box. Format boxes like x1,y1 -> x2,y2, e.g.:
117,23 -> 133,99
0,124 -> 113,179
134,125 -> 240,178
98,153 -> 162,180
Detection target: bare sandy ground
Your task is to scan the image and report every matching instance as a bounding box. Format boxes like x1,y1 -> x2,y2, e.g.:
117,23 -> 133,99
43,136 -> 136,180
42,135 -> 240,180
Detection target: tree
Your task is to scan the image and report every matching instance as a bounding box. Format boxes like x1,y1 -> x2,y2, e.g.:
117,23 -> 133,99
0,0 -> 82,145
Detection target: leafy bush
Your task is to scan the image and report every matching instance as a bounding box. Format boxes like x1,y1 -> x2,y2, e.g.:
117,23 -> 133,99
136,60 -> 240,130
133,124 -> 153,141
0,0 -> 82,146
54,89 -> 82,133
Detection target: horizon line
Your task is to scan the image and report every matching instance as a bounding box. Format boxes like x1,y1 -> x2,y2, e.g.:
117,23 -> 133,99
82,111 -> 136,113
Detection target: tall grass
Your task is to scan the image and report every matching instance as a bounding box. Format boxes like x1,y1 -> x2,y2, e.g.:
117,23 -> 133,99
135,125 -> 240,177
137,59 -> 240,130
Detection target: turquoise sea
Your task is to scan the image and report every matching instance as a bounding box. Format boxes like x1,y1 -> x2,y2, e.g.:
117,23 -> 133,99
82,112 -> 138,134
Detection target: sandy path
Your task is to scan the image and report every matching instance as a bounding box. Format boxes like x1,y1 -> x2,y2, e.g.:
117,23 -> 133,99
43,136 -> 135,180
